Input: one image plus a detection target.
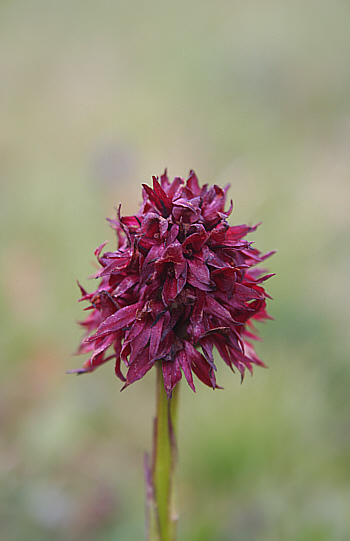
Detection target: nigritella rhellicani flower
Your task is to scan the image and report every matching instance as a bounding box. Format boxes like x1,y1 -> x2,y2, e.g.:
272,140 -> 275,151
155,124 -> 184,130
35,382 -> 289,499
70,171 -> 273,397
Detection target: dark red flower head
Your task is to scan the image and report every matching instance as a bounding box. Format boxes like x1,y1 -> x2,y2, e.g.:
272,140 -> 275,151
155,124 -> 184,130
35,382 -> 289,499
70,171 -> 273,397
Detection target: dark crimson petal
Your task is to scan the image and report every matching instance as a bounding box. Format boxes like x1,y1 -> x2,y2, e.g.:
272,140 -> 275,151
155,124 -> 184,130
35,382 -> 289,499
213,288 -> 253,315
160,168 -> 170,189
162,358 -> 182,398
113,332 -> 123,359
121,215 -> 140,229
212,335 -> 234,371
166,176 -> 183,200
187,258 -> 213,291
199,337 -> 217,371
92,291 -> 119,318
149,317 -> 164,359
166,224 -> 180,246
77,280 -> 89,299
233,282 -> 263,305
90,334 -> 115,366
128,324 -> 152,364
226,224 -> 259,243
162,274 -> 179,306
211,267 -> 236,297
120,341 -> 131,366
177,349 -> 196,392
176,266 -> 187,296
142,184 -> 166,216
190,290 -> 206,340
74,352 -> 105,373
188,257 -> 211,284
244,341 -> 267,368
161,307 -> 181,341
159,220 -> 169,240
184,341 -> 216,389
173,196 -> 201,211
204,296 -> 233,324
99,252 -> 133,276
141,244 -> 166,283
182,228 -> 208,253
229,347 -> 254,376
139,276 -> 163,302
187,272 -> 212,291
152,177 -> 173,215
78,309 -> 102,335
123,347 -> 154,387
121,316 -> 152,364
141,212 -> 162,238
156,244 -> 187,287
123,317 -> 148,347
153,330 -> 174,361
206,248 -> 231,269
223,198 -> 233,217
94,241 -> 109,261
244,273 -> 276,285
86,301 -> 143,341
68,349 -> 115,374
115,355 -> 126,382
158,242 -> 185,265
113,274 -> 139,298
172,197 -> 201,223
186,170 -> 201,196
201,185 -> 226,225
108,332 -> 125,381
209,222 -> 230,244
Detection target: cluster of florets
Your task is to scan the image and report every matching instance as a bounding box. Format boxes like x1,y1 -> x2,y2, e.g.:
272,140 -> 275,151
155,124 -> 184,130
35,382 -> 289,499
71,171 -> 273,397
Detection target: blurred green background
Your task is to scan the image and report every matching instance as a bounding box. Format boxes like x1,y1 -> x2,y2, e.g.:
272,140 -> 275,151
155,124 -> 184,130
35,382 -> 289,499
1,1 -> 350,540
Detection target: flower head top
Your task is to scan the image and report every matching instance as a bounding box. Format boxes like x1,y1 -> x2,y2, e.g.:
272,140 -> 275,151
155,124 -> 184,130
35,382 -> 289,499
71,171 -> 273,397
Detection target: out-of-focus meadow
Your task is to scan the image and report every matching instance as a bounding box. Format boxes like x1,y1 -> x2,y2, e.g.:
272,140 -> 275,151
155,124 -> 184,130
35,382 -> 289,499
1,1 -> 350,540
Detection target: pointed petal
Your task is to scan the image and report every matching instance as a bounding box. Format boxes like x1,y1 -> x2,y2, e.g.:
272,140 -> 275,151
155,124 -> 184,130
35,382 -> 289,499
199,337 -> 217,371
226,223 -> 259,243
128,323 -> 152,364
182,228 -> 208,253
162,274 -> 179,306
184,341 -> 217,389
92,290 -> 119,318
211,267 -> 236,297
187,259 -> 213,291
204,296 -> 233,324
160,168 -> 169,189
141,212 -> 162,238
86,302 -> 143,341
113,274 -> 139,298
77,280 -> 88,298
149,317 -> 164,359
152,177 -> 173,215
94,241 -> 109,260
115,356 -> 126,381
123,347 -> 153,387
162,358 -> 182,398
190,290 -> 206,340
99,252 -> 133,276
177,349 -> 196,392
186,170 -> 201,195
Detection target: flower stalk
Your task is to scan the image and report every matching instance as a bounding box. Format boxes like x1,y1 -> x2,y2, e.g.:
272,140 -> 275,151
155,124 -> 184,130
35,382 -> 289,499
146,363 -> 179,541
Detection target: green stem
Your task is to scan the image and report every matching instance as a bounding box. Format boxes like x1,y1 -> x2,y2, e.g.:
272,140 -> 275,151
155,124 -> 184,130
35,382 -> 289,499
146,363 -> 179,541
